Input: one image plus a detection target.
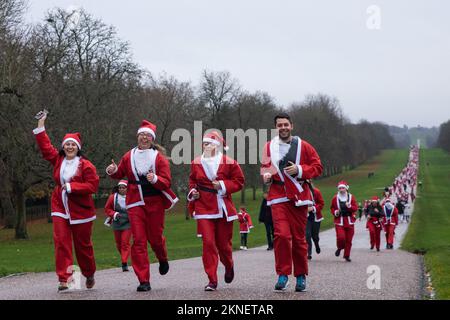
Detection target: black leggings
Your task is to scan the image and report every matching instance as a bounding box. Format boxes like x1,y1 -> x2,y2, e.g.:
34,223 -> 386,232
240,233 -> 248,246
306,219 -> 321,256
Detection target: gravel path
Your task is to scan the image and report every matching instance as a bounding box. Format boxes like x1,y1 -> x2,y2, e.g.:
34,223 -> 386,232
0,205 -> 423,300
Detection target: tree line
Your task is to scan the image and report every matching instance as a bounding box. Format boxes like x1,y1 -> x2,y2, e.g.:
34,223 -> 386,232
437,120 -> 450,153
1,0 -> 395,238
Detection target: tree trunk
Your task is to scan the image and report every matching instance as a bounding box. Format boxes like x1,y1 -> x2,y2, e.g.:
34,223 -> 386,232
252,186 -> 257,201
240,188 -> 246,205
0,194 -> 16,229
184,192 -> 190,220
47,196 -> 53,223
14,190 -> 28,239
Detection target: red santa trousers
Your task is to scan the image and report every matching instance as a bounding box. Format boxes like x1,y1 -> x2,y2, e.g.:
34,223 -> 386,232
335,223 -> 355,258
368,223 -> 382,249
127,197 -> 168,283
271,202 -> 308,277
384,225 -> 395,246
53,217 -> 96,282
113,229 -> 132,264
197,217 -> 234,284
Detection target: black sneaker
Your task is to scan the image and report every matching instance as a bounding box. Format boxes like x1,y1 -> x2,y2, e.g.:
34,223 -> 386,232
58,282 -> 69,292
335,249 -> 341,257
267,246 -> 273,251
224,267 -> 234,284
205,282 -> 217,291
315,245 -> 321,254
122,263 -> 129,272
85,276 -> 95,289
159,261 -> 169,275
344,257 -> 352,262
307,255 -> 312,260
137,282 -> 151,292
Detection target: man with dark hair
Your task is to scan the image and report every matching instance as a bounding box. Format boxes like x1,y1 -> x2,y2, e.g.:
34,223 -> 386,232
261,113 -> 323,292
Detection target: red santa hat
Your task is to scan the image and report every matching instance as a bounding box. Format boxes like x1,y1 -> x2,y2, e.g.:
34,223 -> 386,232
371,196 -> 379,201
137,120 -> 156,140
61,133 -> 82,150
337,181 -> 349,190
118,180 -> 128,187
203,131 -> 229,151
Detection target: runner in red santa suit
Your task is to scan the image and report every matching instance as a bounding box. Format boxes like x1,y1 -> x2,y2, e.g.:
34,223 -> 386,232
382,198 -> 398,249
187,131 -> 245,291
33,112 -> 99,292
238,206 -> 254,250
106,120 -> 179,292
261,113 -> 323,292
104,180 -> 132,272
330,181 -> 358,262
366,196 -> 384,252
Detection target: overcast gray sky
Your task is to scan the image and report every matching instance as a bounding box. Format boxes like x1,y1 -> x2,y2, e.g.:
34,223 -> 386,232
25,0 -> 450,128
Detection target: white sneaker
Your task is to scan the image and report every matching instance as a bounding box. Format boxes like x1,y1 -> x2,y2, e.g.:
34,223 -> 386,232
240,246 -> 244,250
244,247 -> 248,251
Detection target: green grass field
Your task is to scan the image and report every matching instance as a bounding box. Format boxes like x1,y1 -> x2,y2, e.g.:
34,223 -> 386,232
402,149 -> 450,300
0,149 -> 408,277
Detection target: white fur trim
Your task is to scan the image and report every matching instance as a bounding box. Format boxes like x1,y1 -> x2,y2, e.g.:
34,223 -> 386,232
126,201 -> 146,209
295,199 -> 314,207
187,188 -> 198,202
297,165 -> 303,179
150,174 -> 158,184
161,191 -> 179,210
33,127 -> 46,135
69,215 -> 97,225
62,138 -> 81,150
113,212 -> 120,221
51,212 -> 69,219
137,127 -> 156,139
218,180 -> 227,196
337,184 -> 349,190
194,213 -> 224,220
267,197 -> 290,206
203,138 -> 221,146
65,183 -> 72,194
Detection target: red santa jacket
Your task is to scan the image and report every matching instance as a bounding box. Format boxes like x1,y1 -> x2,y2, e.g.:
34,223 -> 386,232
187,153 -> 245,222
238,210 -> 254,233
33,128 -> 99,224
260,136 -> 323,207
104,193 -> 122,219
108,148 -> 178,210
311,187 -> 325,222
330,193 -> 358,226
382,206 -> 399,226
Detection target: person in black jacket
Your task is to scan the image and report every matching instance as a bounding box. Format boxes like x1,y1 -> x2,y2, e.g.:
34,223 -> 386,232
259,192 -> 274,250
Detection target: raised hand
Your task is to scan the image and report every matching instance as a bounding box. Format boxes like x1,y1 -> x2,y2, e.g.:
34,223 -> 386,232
106,159 -> 118,175
36,110 -> 48,128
